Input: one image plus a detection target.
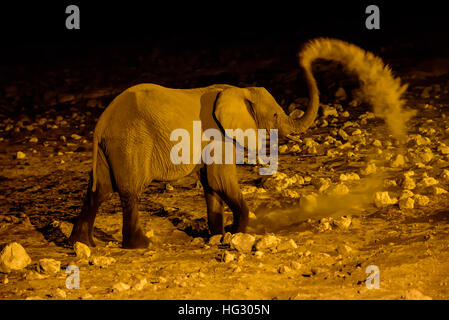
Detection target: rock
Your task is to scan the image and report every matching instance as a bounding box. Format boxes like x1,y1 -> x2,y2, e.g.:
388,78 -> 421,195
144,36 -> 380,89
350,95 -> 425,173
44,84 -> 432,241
81,293 -> 93,300
278,145 -> 289,154
131,278 -> 148,291
113,282 -> 130,292
414,194 -> 430,206
374,192 -> 398,208
318,218 -> 332,232
0,242 -> 32,273
29,137 -> 38,143
403,176 -> 416,190
440,169 -> 449,183
337,244 -> 353,255
399,197 -> 415,209
391,154 -> 405,168
404,289 -> 432,300
38,258 -> 61,274
352,129 -> 362,136
90,256 -> 116,268
255,234 -> 281,252
278,265 -> 292,274
333,216 -> 352,230
191,237 -> 205,246
208,235 -> 223,246
290,261 -> 302,270
432,186 -> 448,195
339,173 -> 360,181
289,144 -> 301,153
25,270 -> 48,280
400,190 -> 415,199
71,134 -> 82,140
55,288 -> 67,299
16,151 -> 26,160
418,177 -> 439,188
222,232 -> 232,246
338,129 -> 349,141
408,134 -> 430,146
326,183 -> 349,196
322,105 -> 338,118
373,140 -> 382,148
361,163 -> 377,176
418,148 -> 434,163
311,177 -> 331,193
74,242 -> 91,259
230,233 -> 255,253
277,239 -> 298,252
222,250 -> 235,263
438,143 -> 449,155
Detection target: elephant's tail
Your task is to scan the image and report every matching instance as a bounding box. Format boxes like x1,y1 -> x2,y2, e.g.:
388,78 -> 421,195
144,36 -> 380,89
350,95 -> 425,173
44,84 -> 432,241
91,133 -> 99,192
297,37 -> 415,140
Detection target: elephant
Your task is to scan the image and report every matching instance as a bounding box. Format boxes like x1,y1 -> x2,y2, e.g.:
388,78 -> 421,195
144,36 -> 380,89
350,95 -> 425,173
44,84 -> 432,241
69,38 -> 411,248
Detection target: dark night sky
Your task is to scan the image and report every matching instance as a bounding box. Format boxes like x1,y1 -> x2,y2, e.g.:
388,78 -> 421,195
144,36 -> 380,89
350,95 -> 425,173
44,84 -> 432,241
0,1 -> 447,65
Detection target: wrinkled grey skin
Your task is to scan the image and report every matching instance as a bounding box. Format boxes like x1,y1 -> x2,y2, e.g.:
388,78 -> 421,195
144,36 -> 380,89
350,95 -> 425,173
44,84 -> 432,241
69,82 -> 319,249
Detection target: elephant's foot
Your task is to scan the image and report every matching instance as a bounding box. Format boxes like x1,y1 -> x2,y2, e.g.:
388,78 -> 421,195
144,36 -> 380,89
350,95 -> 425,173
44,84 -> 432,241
68,221 -> 96,247
230,223 -> 247,234
122,228 -> 150,249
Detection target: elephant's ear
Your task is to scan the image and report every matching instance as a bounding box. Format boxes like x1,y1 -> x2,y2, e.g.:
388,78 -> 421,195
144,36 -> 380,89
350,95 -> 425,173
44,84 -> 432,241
213,87 -> 258,133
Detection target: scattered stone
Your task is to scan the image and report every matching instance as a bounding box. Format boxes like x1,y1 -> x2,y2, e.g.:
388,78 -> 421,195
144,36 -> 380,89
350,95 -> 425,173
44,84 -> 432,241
221,232 -> 232,246
16,151 -> 26,160
208,235 -> 223,246
90,256 -> 116,268
361,162 -> 377,176
222,250 -> 235,263
113,282 -> 130,293
278,265 -> 292,274
440,169 -> 449,183
131,278 -> 148,291
278,145 -> 289,154
326,183 -> 349,196
339,173 -> 360,181
418,148 -> 434,163
338,129 -> 349,141
318,218 -> 332,232
374,192 -> 398,208
438,143 -> 449,155
255,234 -> 281,252
191,237 -> 205,246
337,244 -> 353,255
81,293 -> 93,300
38,258 -> 61,274
290,261 -> 302,270
403,176 -> 416,190
29,137 -> 38,143
289,144 -> 301,153
399,197 -> 415,210
55,288 -> 67,299
254,251 -> 264,258
277,239 -> 298,252
418,176 -> 439,188
404,289 -> 432,300
333,216 -> 352,230
74,242 -> 91,259
414,194 -> 430,207
230,233 -> 255,253
322,105 -> 338,118
391,154 -> 406,168
311,177 -> 331,193
372,140 -> 382,148
71,134 -> 82,140
0,242 -> 32,273
400,190 -> 415,199
432,186 -> 448,195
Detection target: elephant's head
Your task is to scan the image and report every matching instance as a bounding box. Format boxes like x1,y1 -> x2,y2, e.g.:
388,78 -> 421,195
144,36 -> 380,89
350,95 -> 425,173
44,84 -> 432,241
213,86 -> 319,140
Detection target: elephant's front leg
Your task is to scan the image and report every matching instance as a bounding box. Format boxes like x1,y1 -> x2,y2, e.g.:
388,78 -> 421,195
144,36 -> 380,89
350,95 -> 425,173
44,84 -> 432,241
204,164 -> 249,234
200,167 -> 225,235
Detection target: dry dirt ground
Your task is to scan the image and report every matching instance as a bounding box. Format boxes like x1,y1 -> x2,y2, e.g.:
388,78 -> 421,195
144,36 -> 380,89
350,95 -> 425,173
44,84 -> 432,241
1,52 -> 449,300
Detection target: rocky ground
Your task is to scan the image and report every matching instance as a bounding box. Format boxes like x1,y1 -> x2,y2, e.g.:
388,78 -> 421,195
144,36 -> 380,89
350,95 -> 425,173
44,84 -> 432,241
1,44 -> 449,300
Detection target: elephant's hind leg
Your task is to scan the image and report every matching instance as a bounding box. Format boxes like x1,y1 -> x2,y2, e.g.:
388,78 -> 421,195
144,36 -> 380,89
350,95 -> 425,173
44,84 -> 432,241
119,190 -> 150,249
69,156 -> 113,247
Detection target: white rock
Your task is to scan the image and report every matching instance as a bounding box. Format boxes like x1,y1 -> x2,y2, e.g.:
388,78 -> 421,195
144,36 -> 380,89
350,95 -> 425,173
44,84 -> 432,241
327,183 -> 349,196
16,151 -> 26,160
438,143 -> 449,155
311,177 -> 331,193
414,194 -> 430,206
131,278 -> 148,291
38,258 -> 61,274
113,282 -> 130,292
255,234 -> 281,252
339,173 -> 360,181
222,250 -> 235,263
90,256 -> 116,268
208,234 -> 223,245
403,176 -> 416,190
440,169 -> 449,182
399,197 -> 415,209
361,163 -> 377,176
391,154 -> 405,168
418,177 -> 439,188
29,137 -> 38,143
74,242 -> 91,259
333,216 -> 352,230
400,190 -> 414,199
230,233 -> 255,253
418,148 -> 434,163
289,144 -> 301,153
322,105 -> 338,118
338,129 -> 349,140
277,239 -> 298,252
55,288 -> 67,299
71,134 -> 82,140
374,192 -> 398,208
404,289 -> 432,300
278,145 -> 289,154
0,242 -> 32,273
432,186 -> 448,195
372,140 -> 382,148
